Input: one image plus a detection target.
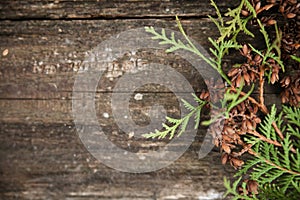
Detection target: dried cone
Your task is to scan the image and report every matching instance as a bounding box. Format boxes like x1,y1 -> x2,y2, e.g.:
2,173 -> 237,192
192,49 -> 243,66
222,142 -> 231,154
241,10 -> 249,16
253,54 -> 262,65
221,153 -> 229,165
246,180 -> 259,195
241,44 -> 250,57
224,126 -> 235,135
270,64 -> 281,84
281,76 -> 300,106
286,13 -> 296,18
199,90 -> 210,101
267,19 -> 277,25
255,2 -> 261,12
281,76 -> 291,87
230,157 -> 244,169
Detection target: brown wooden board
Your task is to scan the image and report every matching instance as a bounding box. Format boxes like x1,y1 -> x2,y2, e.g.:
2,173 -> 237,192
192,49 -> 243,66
0,0 -> 288,199
0,122 -> 234,199
0,0 -> 239,20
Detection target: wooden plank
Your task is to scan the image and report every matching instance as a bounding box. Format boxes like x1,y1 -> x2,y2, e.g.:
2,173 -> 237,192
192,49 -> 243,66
0,1 -> 291,199
0,19 -> 282,100
0,0 -> 239,20
0,93 -> 281,124
0,19 -> 216,100
0,19 -> 218,70
0,92 -> 194,124
0,123 -> 234,199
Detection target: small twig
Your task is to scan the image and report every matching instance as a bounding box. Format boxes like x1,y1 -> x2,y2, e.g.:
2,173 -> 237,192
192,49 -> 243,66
238,90 -> 284,140
232,143 -> 253,157
237,90 -> 269,113
259,65 -> 265,107
248,130 -> 282,147
232,86 -> 293,152
258,65 -> 285,141
248,130 -> 296,153
272,121 -> 284,140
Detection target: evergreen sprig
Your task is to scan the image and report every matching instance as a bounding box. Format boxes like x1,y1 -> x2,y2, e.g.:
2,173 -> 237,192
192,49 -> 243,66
145,17 -> 238,85
143,94 -> 207,139
202,82 -> 254,126
144,0 -> 299,198
209,0 -> 256,43
248,20 -> 285,83
225,105 -> 300,199
224,177 -> 257,200
291,55 -> 300,63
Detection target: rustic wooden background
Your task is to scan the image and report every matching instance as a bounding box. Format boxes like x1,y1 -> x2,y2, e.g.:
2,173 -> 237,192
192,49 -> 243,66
0,0 -> 283,199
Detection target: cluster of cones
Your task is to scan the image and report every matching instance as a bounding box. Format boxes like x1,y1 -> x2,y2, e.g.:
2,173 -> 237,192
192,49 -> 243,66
199,0 -> 299,196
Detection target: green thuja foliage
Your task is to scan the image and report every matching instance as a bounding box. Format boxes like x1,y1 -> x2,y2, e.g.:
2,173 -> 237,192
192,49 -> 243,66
144,0 -> 300,198
143,0 -> 256,139
143,94 -> 207,139
225,105 -> 300,199
291,55 -> 300,63
209,0 -> 256,42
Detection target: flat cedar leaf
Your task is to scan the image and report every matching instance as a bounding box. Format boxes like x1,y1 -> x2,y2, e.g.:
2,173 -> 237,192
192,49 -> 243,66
192,93 -> 204,104
210,0 -> 223,25
233,176 -> 242,190
166,46 -> 179,53
252,164 -> 275,181
281,175 -> 296,193
208,16 -> 222,34
290,151 -> 300,172
280,135 -> 292,170
158,40 -> 170,45
271,146 -> 281,166
262,142 -> 271,160
166,116 -> 179,124
181,99 -> 195,111
171,31 -> 175,41
283,106 -> 300,127
244,0 -> 256,16
259,105 -> 277,139
291,55 -> 300,63
292,180 -> 300,193
161,29 -> 166,37
194,109 -> 201,129
235,159 -> 261,177
263,169 -> 284,183
209,48 -> 218,58
162,123 -> 170,129
208,37 -> 219,50
178,117 -> 189,137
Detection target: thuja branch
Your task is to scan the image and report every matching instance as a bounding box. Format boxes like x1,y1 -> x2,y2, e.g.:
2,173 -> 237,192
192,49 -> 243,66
143,94 -> 207,139
248,130 -> 282,147
145,16 -> 240,85
230,87 -> 268,113
238,88 -> 284,140
248,150 -> 300,176
144,0 -> 300,198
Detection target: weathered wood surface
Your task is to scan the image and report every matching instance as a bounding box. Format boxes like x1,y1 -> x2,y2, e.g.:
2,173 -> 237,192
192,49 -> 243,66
0,122 -> 232,199
0,0 -> 239,19
0,0 -> 285,199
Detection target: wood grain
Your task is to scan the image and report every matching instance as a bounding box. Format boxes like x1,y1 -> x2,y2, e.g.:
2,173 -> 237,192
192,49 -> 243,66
0,16 -> 236,199
0,122 -> 234,199
0,0 -> 287,199
0,0 -> 239,20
